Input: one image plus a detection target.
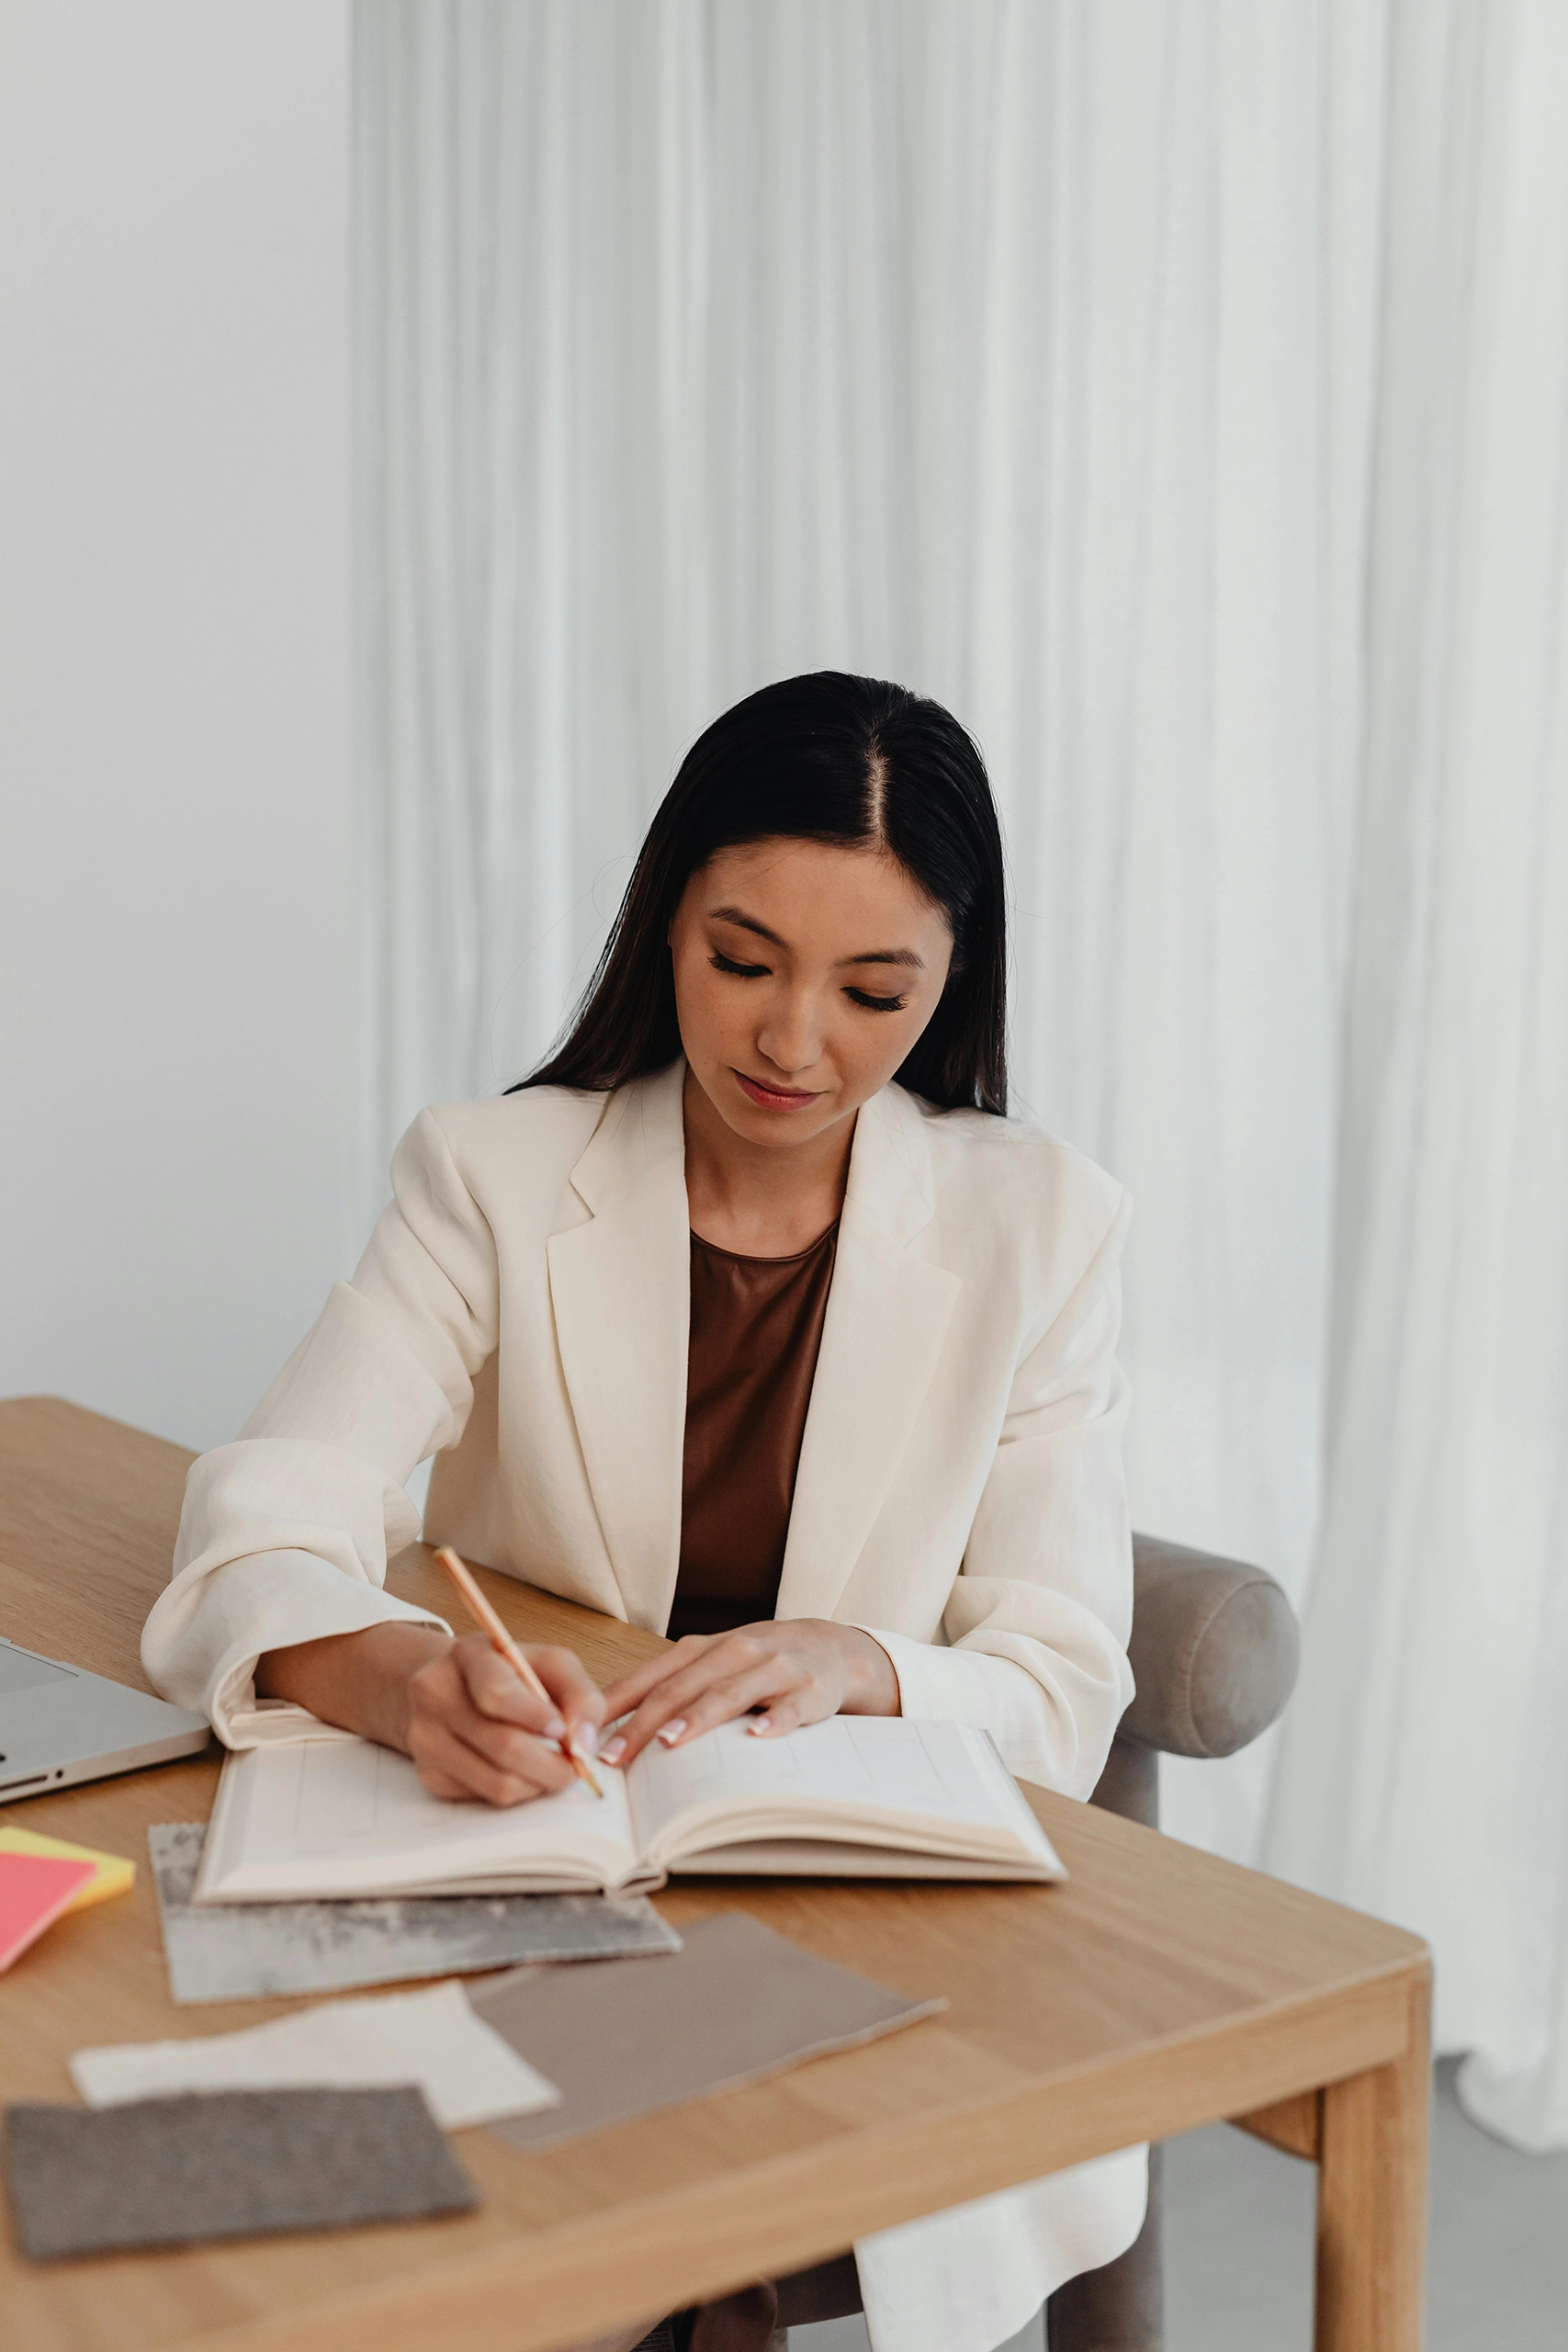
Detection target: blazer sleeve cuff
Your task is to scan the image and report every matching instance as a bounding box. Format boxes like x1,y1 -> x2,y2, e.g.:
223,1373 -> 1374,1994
144,1548 -> 451,1747
852,1626 -> 1058,1782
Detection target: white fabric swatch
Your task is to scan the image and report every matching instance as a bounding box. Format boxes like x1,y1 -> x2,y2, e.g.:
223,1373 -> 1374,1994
69,1981 -> 558,2131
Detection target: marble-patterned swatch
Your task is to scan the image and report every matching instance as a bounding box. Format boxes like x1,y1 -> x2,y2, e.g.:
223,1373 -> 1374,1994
149,1822 -> 681,2005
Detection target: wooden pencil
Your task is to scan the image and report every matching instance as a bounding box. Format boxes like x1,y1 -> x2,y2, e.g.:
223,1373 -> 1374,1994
434,1544 -> 604,1798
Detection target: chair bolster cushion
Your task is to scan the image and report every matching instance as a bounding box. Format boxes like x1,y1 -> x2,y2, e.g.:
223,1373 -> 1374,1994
1120,1534 -> 1300,1758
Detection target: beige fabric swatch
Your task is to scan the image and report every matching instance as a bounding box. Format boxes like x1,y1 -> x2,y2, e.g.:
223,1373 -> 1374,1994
472,1909 -> 944,2151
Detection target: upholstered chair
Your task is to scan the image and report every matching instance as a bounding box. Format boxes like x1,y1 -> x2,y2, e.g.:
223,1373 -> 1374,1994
773,1533 -> 1302,2352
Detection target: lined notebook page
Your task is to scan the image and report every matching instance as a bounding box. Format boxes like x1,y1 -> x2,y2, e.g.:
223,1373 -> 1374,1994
277,1739 -> 622,1855
626,1714 -> 1042,1849
204,1736 -> 637,1896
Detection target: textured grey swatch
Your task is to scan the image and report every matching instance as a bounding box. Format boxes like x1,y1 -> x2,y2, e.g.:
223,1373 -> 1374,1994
150,1824 -> 681,2004
474,1909 -> 945,2152
4,2086 -> 477,2260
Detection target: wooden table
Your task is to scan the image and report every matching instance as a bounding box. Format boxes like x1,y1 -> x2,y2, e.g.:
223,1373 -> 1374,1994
0,1398 -> 1430,2352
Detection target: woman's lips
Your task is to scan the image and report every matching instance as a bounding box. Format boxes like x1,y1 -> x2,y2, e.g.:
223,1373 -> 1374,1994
733,1069 -> 822,1112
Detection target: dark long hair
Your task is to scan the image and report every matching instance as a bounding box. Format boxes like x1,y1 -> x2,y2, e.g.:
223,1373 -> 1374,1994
515,671 -> 1008,1114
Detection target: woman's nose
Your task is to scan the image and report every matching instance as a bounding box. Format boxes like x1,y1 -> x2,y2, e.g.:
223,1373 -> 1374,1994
756,989 -> 821,1076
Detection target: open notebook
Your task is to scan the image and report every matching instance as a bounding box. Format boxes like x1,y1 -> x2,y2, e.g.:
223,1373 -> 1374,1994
193,1715 -> 1065,1903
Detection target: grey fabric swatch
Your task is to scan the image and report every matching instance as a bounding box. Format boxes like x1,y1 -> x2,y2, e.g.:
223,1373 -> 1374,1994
474,1909 -> 945,2152
4,2086 -> 477,2260
150,1824 -> 680,2005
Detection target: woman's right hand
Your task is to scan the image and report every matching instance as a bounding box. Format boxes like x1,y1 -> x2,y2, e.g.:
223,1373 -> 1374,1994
256,1622 -> 605,1807
402,1631 -> 605,1805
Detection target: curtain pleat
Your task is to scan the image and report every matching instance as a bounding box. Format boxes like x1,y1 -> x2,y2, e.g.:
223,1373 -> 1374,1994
1266,0 -> 1568,2149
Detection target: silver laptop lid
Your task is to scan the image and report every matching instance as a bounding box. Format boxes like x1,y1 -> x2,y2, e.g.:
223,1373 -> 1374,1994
0,1637 -> 209,1804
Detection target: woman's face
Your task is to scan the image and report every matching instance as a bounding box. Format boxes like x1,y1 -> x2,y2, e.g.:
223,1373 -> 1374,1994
669,837 -> 954,1152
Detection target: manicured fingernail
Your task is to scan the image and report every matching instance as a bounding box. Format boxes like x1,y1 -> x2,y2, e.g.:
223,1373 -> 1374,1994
747,1714 -> 772,1736
601,1736 -> 626,1766
544,1713 -> 566,1742
657,1719 -> 688,1747
570,1723 -> 599,1759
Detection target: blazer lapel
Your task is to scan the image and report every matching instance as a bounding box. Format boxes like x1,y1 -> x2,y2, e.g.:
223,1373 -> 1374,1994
774,1087 -> 961,1625
547,1063 -> 690,1631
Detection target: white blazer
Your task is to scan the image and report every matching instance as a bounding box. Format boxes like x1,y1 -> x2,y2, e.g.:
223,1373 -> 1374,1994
142,1059 -> 1146,2352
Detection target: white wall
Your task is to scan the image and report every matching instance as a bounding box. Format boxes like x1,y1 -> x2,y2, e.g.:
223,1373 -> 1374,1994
0,3 -> 355,1453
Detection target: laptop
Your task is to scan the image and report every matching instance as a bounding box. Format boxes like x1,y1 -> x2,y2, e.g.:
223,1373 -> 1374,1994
0,1636 -> 210,1804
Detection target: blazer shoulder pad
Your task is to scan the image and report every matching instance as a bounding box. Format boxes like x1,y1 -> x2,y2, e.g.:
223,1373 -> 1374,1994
918,1102 -> 1127,1255
407,1087 -> 611,1196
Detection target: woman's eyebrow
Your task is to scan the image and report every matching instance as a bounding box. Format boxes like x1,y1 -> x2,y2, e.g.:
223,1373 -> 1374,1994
707,905 -> 924,971
840,946 -> 924,970
707,904 -> 785,947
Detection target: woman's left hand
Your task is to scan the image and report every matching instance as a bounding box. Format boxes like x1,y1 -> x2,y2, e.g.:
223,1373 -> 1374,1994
596,1619 -> 900,1770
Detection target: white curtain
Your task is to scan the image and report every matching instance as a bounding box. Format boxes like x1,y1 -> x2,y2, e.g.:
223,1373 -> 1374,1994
355,0 -> 1357,1863
355,0 -> 1568,2141
1265,0 -> 1568,2151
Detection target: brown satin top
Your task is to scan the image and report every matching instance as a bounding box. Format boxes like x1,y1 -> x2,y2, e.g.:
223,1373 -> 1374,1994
669,1221 -> 840,1641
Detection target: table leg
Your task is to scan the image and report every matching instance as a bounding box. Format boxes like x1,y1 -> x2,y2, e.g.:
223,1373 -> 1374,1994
1314,1966 -> 1432,2352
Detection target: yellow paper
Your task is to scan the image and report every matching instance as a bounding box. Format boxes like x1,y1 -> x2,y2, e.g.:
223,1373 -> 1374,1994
0,1826 -> 134,1912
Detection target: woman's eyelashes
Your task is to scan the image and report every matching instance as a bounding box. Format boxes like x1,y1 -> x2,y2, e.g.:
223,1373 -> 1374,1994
708,949 -> 906,1013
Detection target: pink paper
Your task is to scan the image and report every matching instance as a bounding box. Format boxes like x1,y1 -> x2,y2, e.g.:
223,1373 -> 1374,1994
0,1850 -> 96,1972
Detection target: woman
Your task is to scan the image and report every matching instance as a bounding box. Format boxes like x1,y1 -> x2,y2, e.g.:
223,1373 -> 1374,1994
144,672 -> 1145,2352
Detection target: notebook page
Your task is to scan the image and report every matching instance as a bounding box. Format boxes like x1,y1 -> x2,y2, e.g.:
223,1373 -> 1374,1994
198,1736 -> 637,1899
625,1714 -> 1043,1861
